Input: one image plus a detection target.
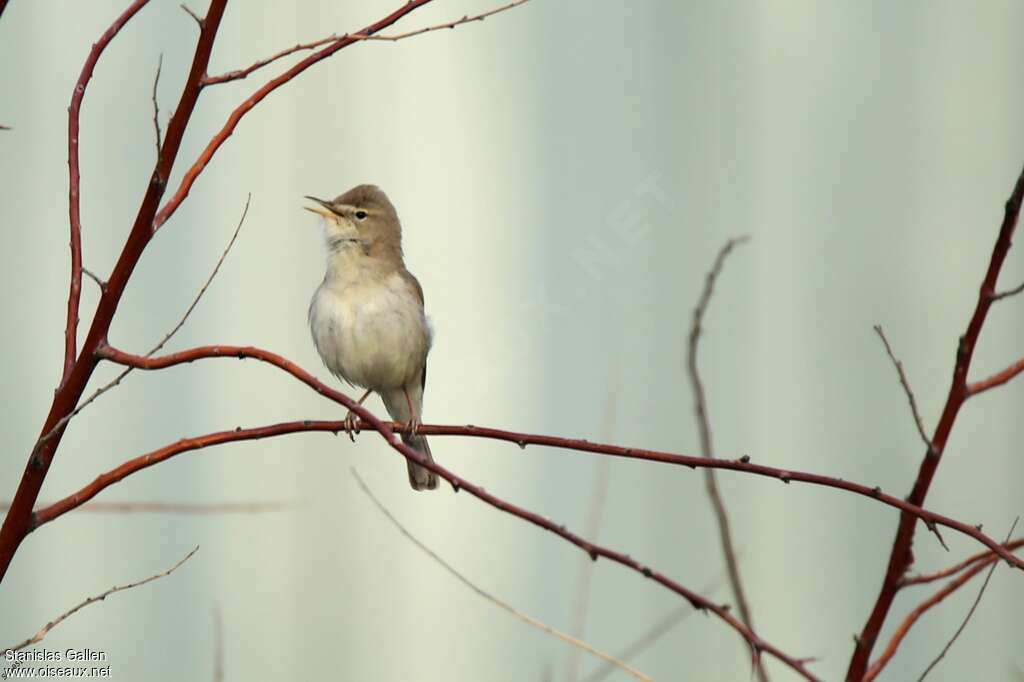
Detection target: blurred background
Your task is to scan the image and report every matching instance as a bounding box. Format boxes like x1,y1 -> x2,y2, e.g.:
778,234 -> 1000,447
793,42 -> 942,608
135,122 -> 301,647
2,1 -> 1023,680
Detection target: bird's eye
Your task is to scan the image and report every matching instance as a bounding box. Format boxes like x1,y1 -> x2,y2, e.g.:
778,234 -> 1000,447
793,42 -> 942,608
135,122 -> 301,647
355,210 -> 368,220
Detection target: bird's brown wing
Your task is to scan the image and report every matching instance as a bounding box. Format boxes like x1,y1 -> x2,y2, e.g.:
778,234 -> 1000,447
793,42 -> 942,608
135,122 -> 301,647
398,268 -> 428,391
398,267 -> 425,306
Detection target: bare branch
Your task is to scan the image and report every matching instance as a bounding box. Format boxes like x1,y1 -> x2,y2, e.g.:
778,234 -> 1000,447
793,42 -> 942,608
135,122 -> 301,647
351,469 -> 650,682
991,280 -> 1024,301
902,538 -> 1024,587
849,163 -> 1024,678
565,371 -> 617,682
2,546 -> 197,654
87,343 -> 1024,572
154,1 -> 440,230
967,356 -> 1024,397
63,0 -> 153,385
81,267 -> 106,291
686,237 -> 766,680
37,405 -> 818,678
873,324 -> 934,454
581,568 -> 733,682
180,3 -> 203,28
0,0 -> 229,585
0,124 -> 10,131
152,53 -> 163,155
204,36 -> 339,85
350,0 -> 531,42
917,518 -> 1019,681
30,194 -> 250,458
205,0 -> 532,85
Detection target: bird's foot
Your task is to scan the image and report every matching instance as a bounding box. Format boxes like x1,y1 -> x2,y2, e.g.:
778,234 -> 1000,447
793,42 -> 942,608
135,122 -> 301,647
405,416 -> 421,438
342,410 -> 360,442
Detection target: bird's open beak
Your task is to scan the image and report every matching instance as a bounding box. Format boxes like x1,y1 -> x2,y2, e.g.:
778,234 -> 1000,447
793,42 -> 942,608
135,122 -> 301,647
303,196 -> 336,218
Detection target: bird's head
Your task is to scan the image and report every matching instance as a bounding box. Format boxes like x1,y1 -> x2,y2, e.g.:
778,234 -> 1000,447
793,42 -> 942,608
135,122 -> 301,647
304,184 -> 402,255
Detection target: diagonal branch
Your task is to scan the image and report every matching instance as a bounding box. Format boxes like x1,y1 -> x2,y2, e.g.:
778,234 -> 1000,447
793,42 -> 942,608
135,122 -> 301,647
349,0 -> 531,42
2,546 -> 196,654
874,324 -> 934,454
0,0 -> 229,585
153,0 -> 439,231
848,162 -> 1024,678
865,542 -> 1007,681
581,561 -> 734,682
63,0 -> 153,385
351,469 -> 650,681
88,344 -> 1024,571
966,356 -> 1024,397
901,538 -> 1024,587
204,0 -> 531,85
57,353 -> 821,678
686,237 -> 767,680
151,53 -> 163,155
29,195 -> 250,460
916,519 -> 1018,681
990,280 -> 1024,301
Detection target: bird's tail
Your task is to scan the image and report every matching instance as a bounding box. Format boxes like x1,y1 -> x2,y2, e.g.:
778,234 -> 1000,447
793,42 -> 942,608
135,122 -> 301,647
382,388 -> 438,491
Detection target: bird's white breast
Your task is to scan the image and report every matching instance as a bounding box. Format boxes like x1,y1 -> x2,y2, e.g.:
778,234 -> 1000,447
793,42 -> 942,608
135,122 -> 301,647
309,270 -> 430,391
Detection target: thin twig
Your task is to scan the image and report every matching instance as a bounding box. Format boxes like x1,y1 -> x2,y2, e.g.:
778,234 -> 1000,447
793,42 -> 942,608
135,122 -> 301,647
580,568 -> 733,682
686,237 -> 766,681
180,3 -> 203,27
917,518 -> 1019,681
873,324 -> 934,454
565,369 -> 617,682
866,535 -> 1024,680
152,53 -> 163,154
2,546 -> 197,653
62,0 -> 152,386
350,469 -> 650,682
204,36 -> 340,85
991,281 -> 1024,301
153,0 -> 438,230
0,124 -> 10,131
350,0 -> 531,42
205,0 -> 531,85
966,356 -> 1024,397
30,194 -> 251,456
82,267 -> 106,291
901,538 -> 1024,587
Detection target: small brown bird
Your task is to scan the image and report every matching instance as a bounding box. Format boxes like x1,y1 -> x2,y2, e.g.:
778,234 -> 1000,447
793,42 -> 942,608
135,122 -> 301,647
305,185 -> 438,490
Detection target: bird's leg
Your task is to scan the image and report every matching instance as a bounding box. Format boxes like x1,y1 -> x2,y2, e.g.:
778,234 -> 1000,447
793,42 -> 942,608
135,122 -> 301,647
343,389 -> 372,442
403,387 -> 421,437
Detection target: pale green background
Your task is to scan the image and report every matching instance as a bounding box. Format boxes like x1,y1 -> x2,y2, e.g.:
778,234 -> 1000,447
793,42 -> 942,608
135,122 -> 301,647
1,1 -> 1023,680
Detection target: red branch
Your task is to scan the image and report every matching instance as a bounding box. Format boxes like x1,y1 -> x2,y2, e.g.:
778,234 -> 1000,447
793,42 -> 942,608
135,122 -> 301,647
0,0 -> 228,584
901,538 -> 1024,587
966,356 -> 1024,396
35,414 -> 816,680
152,0 -> 436,230
203,36 -> 338,85
63,0 -> 152,384
865,552 -> 1002,681
93,344 -> 1024,570
847,164 -> 1024,679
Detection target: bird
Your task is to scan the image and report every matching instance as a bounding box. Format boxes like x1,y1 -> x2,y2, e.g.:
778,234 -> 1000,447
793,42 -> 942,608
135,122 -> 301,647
305,184 -> 438,491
